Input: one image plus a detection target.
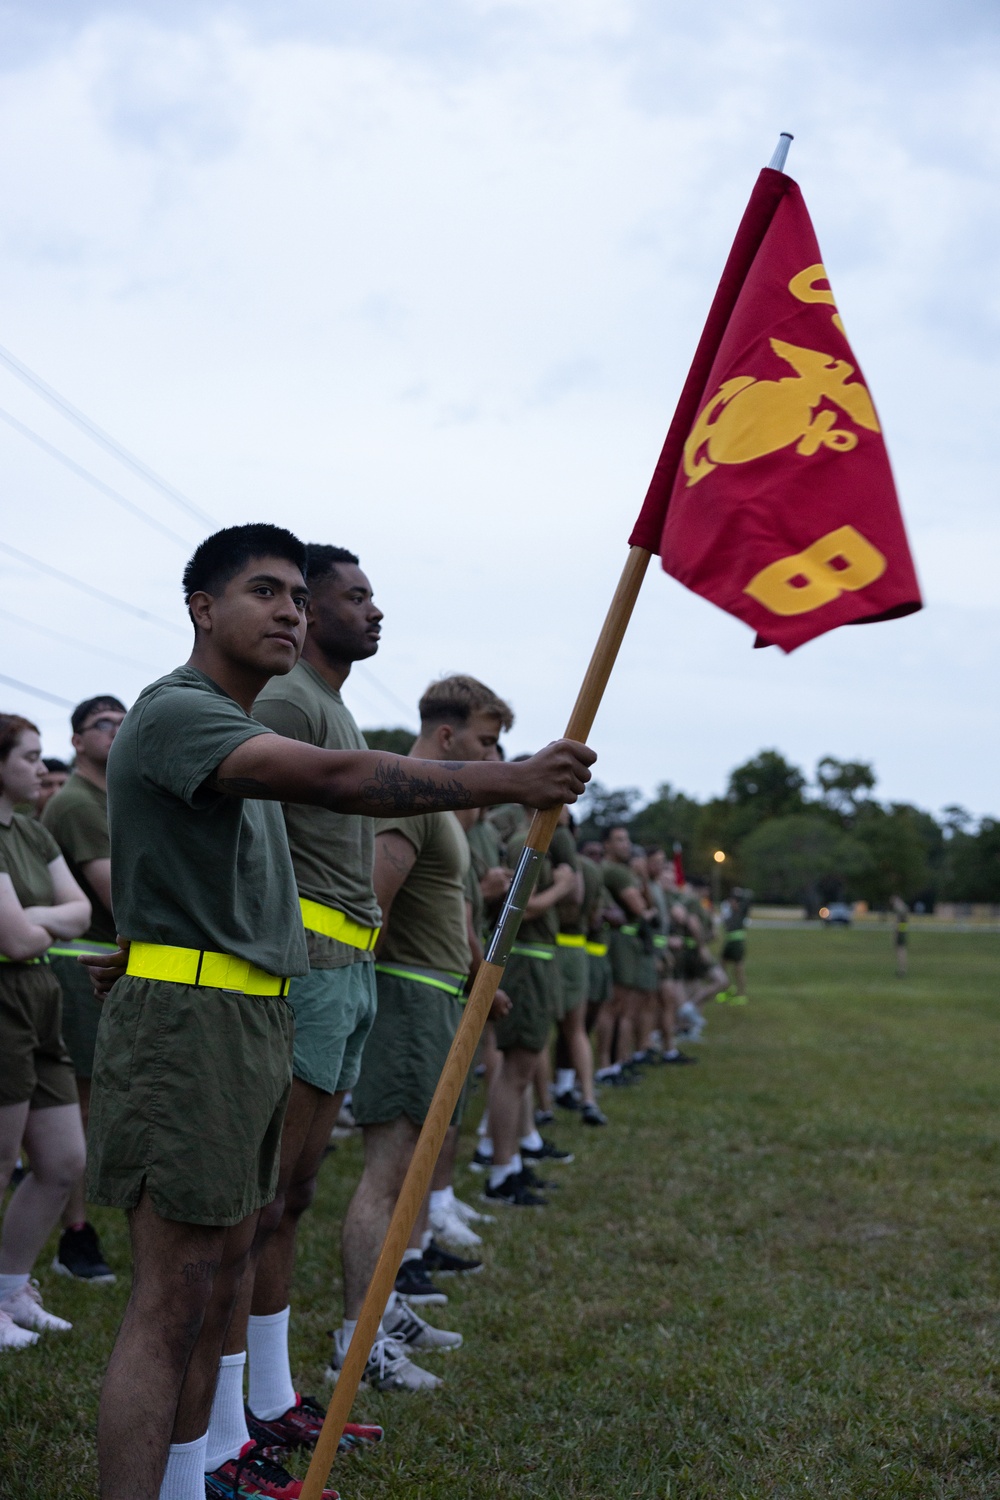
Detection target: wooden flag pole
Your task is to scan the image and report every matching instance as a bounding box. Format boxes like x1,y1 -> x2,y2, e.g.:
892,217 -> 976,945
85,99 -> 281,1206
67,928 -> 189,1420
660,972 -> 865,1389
301,544 -> 652,1500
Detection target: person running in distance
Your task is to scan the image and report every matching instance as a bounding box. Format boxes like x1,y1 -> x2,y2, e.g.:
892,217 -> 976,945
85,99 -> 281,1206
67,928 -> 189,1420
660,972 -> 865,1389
0,714 -> 90,1350
83,524 -> 593,1500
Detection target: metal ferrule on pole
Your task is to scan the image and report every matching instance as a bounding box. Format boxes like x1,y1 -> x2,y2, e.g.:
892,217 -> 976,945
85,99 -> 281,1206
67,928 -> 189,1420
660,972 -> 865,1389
485,845 -> 543,965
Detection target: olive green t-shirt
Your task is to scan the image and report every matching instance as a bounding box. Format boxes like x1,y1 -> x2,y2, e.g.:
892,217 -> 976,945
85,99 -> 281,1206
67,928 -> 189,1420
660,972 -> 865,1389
376,811 -> 471,975
464,849 -> 485,950
487,803 -> 527,856
506,824 -> 577,946
465,816 -> 502,942
602,859 -> 640,916
107,665 -> 308,979
253,661 -> 380,969
42,774 -> 115,943
0,813 -> 58,912
580,854 -> 608,941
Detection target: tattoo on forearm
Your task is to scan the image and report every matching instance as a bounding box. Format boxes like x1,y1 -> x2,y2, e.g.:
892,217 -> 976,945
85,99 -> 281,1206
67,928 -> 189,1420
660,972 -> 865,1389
181,1258 -> 220,1285
360,760 -> 474,812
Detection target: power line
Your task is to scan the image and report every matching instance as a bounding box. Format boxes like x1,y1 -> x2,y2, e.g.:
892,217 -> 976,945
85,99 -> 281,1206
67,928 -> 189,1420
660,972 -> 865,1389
0,541 -> 188,637
0,406 -> 191,548
0,673 -> 74,708
353,663 -> 417,722
0,342 -> 216,527
0,606 -> 158,674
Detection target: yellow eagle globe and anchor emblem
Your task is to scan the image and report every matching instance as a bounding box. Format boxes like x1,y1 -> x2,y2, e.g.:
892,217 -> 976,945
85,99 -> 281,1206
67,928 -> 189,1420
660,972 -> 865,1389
682,264 -> 881,488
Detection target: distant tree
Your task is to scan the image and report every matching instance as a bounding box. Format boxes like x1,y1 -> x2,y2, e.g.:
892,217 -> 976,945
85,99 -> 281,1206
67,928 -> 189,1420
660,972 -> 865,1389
362,727 -> 416,755
575,780 -> 644,842
851,803 -> 931,907
943,818 -> 1000,902
629,782 -> 701,853
814,756 -> 877,821
741,814 -> 867,913
727,750 -> 807,820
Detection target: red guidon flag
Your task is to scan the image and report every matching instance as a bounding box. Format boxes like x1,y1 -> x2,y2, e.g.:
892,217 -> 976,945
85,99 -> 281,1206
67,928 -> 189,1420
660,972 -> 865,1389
629,166 -> 922,651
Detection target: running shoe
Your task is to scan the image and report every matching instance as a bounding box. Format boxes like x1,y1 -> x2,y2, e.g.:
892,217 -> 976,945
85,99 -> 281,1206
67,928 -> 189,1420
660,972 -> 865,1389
468,1146 -> 493,1172
730,993 -> 749,1006
663,1050 -> 698,1065
534,1108 -> 555,1126
383,1299 -> 463,1352
0,1309 -> 38,1350
393,1260 -> 448,1306
421,1239 -> 482,1277
52,1222 -> 116,1284
483,1171 -> 547,1208
554,1090 -> 581,1111
581,1102 -> 608,1126
428,1203 -> 483,1248
204,1440 -> 339,1498
0,1280 -> 71,1333
244,1394 -> 384,1454
520,1138 -> 574,1165
326,1330 -> 442,1392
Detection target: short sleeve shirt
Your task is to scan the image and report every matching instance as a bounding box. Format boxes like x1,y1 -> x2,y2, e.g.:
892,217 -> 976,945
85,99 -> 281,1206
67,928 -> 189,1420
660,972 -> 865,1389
253,661 -> 381,969
0,813 -> 59,911
602,860 -> 640,915
505,826 -> 567,947
106,665 -> 307,978
580,855 -> 608,940
376,811 -> 471,975
42,774 -> 115,943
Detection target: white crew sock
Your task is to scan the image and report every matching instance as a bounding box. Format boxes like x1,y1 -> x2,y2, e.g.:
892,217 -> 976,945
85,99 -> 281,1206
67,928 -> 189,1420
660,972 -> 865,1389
429,1186 -> 454,1214
489,1153 -> 522,1191
664,1047 -> 680,1060
204,1352 -> 250,1472
159,1433 -> 208,1500
477,1110 -> 490,1137
595,1064 -> 621,1080
519,1128 -> 543,1152
555,1069 -> 575,1095
0,1272 -> 30,1301
400,1247 -> 422,1264
247,1306 -> 295,1422
420,1229 -> 432,1251
478,1136 -> 493,1156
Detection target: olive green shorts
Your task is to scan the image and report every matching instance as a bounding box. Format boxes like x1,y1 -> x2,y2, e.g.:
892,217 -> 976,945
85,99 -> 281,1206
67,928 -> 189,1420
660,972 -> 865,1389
634,952 -> 658,993
722,938 -> 746,963
49,954 -> 107,1080
610,930 -> 644,990
587,951 -> 613,1006
0,964 -> 78,1109
555,945 -> 588,1018
351,970 -> 465,1129
87,976 -> 293,1226
286,959 -> 377,1096
493,947 -> 561,1054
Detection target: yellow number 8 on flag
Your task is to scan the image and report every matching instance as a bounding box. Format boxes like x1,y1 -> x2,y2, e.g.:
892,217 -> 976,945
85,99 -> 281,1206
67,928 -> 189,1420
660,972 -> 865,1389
744,525 -> 886,617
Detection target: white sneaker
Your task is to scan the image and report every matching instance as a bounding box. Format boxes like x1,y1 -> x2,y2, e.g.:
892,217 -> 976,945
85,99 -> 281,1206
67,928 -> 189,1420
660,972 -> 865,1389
383,1299 -> 463,1353
450,1194 -> 496,1226
325,1329 -> 442,1392
429,1204 -> 483,1248
0,1279 -> 72,1333
0,1308 -> 39,1350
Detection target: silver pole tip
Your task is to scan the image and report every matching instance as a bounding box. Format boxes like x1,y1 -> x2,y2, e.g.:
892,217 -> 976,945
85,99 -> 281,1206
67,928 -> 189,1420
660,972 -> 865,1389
767,132 -> 794,172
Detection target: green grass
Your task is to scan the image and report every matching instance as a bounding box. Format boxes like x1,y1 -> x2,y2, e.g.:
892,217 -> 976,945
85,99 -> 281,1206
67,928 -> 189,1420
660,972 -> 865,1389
4,929 -> 1000,1498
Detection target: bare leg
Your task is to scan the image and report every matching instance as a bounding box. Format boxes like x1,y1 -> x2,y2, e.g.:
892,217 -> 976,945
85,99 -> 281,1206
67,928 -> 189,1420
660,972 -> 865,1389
0,1103 -> 86,1273
660,980 -> 679,1052
341,1116 -> 418,1319
62,1077 -> 91,1229
613,988 -> 639,1065
593,999 -> 616,1071
431,1124 -> 460,1194
489,1048 -> 538,1169
97,1190 -> 257,1499
559,1005 -> 595,1106
533,1048 -> 552,1115
634,989 -> 657,1055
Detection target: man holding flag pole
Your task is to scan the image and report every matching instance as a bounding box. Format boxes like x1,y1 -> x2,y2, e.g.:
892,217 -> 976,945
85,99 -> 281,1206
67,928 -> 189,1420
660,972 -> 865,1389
300,130 -> 922,1499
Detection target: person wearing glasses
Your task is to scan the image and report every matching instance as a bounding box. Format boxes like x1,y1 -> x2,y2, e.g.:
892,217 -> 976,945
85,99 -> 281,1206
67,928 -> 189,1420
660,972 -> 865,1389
42,696 -> 127,1284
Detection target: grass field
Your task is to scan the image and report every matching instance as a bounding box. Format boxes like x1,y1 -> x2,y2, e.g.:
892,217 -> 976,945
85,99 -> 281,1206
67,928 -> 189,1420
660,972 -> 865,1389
4,928 -> 1000,1499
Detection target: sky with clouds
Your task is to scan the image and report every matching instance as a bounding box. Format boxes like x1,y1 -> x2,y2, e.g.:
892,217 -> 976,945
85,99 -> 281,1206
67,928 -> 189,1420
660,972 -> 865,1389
1,0 -> 997,817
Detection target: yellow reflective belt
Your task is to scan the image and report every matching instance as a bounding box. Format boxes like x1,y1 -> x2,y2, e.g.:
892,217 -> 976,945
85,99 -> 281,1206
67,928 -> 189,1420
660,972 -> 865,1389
585,941 -> 608,958
299,898 -> 380,951
374,963 -> 466,998
127,942 -> 290,998
556,933 -> 587,949
619,924 -> 638,937
652,935 -> 668,950
510,944 -> 555,962
48,941 -> 118,958
0,954 -> 47,965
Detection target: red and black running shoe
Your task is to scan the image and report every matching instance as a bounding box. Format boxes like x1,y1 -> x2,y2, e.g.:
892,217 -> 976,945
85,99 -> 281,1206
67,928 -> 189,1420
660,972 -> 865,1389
205,1440 -> 339,1498
246,1394 -> 384,1456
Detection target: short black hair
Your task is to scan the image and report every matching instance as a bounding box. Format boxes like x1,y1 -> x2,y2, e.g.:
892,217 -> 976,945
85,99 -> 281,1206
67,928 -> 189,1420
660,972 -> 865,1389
71,695 -> 127,734
304,544 -> 360,586
182,524 -> 307,607
43,757 -> 71,774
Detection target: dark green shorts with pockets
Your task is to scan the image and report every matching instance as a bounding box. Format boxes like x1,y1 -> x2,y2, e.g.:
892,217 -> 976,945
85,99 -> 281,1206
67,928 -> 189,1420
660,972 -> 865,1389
351,968 -> 464,1128
0,964 -> 77,1110
493,946 -> 561,1053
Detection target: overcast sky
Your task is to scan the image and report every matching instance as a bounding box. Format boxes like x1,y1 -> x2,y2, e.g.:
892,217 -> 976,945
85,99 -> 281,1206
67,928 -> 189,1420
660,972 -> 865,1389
1,0 -> 997,818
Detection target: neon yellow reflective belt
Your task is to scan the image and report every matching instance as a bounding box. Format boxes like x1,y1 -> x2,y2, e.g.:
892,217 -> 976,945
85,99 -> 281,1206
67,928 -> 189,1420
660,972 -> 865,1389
510,944 -> 555,962
299,898 -> 380,951
585,941 -> 608,958
0,954 -> 47,965
652,935 -> 668,950
126,941 -> 290,998
374,963 -> 466,998
48,941 -> 118,958
556,933 -> 587,949
726,929 -> 747,940
619,924 -> 638,937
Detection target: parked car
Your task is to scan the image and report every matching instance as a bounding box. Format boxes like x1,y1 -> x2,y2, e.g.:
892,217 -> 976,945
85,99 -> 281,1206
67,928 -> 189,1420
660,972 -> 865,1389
819,903 -> 852,926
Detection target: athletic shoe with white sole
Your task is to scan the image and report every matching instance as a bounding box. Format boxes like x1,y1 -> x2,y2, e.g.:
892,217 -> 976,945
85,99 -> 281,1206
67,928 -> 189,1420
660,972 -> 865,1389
393,1259 -> 448,1305
483,1170 -> 548,1208
421,1238 -> 482,1277
468,1146 -> 493,1172
581,1102 -> 608,1126
520,1138 -> 574,1165
0,1279 -> 71,1333
244,1393 -> 384,1454
383,1298 -> 463,1353
428,1205 -> 483,1249
450,1194 -> 495,1226
0,1308 -> 38,1350
205,1439 -> 339,1497
52,1222 -> 115,1284
326,1330 -> 442,1392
